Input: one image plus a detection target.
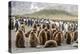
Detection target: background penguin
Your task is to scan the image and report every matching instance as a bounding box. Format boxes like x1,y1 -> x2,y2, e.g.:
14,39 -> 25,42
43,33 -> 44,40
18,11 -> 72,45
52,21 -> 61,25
20,25 -> 25,33
51,30 -> 59,40
25,30 -> 31,38
25,24 -> 37,38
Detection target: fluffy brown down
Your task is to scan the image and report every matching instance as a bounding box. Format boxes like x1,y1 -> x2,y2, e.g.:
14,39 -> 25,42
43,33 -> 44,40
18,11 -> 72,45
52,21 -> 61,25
65,32 -> 72,44
15,30 -> 25,48
44,40 -> 57,48
54,32 -> 63,46
21,25 -> 25,33
29,31 -> 39,47
73,31 -> 78,41
38,29 -> 47,45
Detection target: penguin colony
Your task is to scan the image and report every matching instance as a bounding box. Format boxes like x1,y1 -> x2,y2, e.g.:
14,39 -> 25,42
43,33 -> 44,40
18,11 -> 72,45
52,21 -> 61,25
15,23 -> 78,48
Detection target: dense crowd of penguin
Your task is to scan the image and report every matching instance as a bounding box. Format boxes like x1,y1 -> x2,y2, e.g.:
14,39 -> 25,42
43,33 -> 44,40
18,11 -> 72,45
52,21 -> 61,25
9,16 -> 78,48
15,22 -> 78,48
